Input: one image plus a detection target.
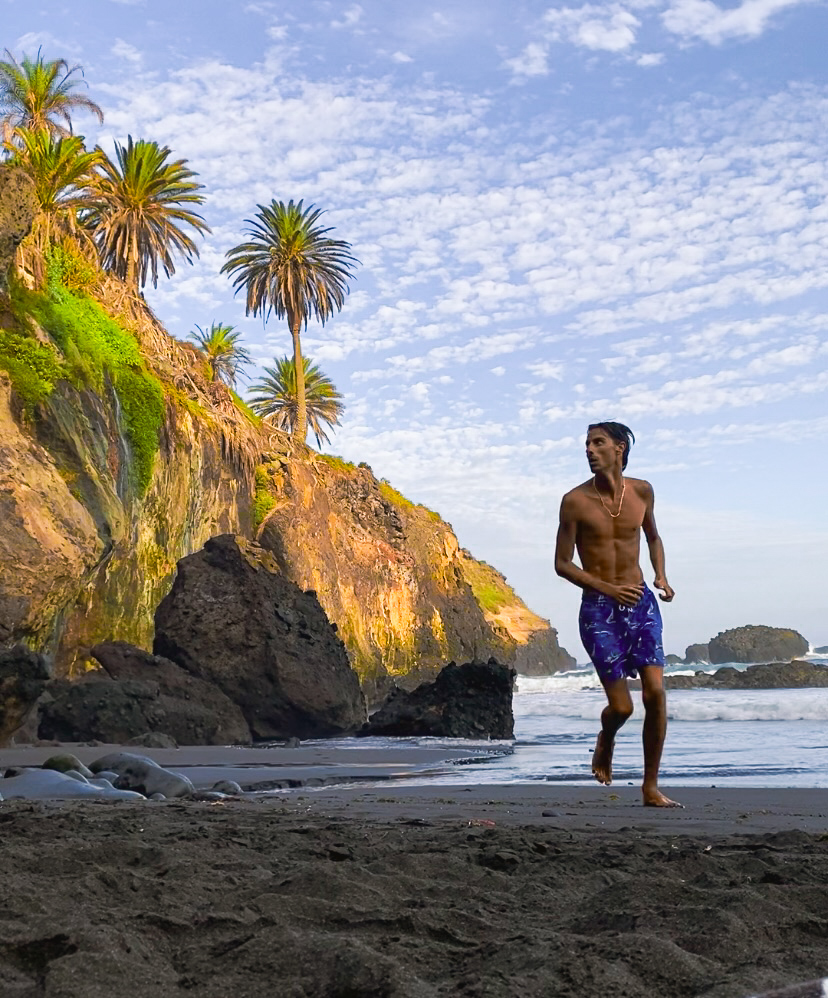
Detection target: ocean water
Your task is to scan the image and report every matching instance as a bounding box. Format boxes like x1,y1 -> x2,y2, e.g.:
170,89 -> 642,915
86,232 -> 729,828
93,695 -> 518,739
310,655 -> 828,789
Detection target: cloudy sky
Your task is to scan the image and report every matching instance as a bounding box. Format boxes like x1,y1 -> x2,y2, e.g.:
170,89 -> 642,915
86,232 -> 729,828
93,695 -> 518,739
6,0 -> 828,659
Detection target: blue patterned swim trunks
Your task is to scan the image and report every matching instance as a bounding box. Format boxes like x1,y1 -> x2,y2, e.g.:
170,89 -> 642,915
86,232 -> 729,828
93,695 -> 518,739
579,584 -> 666,683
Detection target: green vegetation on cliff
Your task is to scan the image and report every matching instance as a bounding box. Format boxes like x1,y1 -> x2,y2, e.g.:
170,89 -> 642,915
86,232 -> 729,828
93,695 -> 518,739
253,465 -> 277,528
460,556 -> 518,613
0,325 -> 63,412
4,248 -> 164,493
379,479 -> 441,522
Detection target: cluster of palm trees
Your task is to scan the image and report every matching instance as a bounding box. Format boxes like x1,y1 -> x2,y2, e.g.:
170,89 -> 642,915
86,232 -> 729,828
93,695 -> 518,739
0,49 -> 357,446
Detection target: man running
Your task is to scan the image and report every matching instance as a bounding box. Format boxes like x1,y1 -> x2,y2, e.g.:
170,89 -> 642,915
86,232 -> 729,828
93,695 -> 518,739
554,422 -> 681,807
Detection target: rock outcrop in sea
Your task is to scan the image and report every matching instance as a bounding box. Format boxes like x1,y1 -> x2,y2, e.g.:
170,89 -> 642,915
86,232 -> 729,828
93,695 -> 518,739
708,625 -> 809,664
668,660 -> 828,690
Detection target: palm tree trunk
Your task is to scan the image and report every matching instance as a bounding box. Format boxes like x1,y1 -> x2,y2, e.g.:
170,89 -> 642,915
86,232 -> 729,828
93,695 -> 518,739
290,310 -> 307,444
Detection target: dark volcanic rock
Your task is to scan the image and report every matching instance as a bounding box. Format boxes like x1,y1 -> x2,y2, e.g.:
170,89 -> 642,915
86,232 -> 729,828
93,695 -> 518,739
709,625 -> 808,664
360,658 -> 515,739
668,660 -> 828,690
666,654 -> 683,665
814,645 -> 828,655
684,643 -> 710,664
37,642 -> 251,745
93,641 -> 250,744
0,644 -> 51,745
154,534 -> 366,740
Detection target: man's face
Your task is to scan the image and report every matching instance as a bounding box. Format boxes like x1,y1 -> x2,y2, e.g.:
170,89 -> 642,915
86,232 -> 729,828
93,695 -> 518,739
586,428 -> 623,474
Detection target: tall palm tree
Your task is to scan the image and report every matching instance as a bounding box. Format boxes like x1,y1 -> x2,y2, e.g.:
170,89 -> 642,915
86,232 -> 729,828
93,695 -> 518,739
4,126 -> 100,279
88,135 -> 210,290
221,199 -> 357,443
188,322 -> 251,387
0,49 -> 103,145
249,355 -> 345,447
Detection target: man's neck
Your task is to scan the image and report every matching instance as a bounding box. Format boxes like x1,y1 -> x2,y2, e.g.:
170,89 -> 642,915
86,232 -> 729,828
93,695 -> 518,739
593,469 -> 624,495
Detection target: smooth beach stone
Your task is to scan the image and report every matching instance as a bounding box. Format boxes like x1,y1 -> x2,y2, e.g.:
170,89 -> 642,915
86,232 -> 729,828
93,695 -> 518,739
149,793 -> 166,801
89,752 -> 195,798
41,754 -> 94,779
88,777 -> 116,789
94,770 -> 119,783
62,770 -> 90,784
0,767 -> 145,800
211,780 -> 243,795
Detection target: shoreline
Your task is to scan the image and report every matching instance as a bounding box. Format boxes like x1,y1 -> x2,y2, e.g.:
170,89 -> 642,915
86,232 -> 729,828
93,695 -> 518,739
2,743 -> 828,835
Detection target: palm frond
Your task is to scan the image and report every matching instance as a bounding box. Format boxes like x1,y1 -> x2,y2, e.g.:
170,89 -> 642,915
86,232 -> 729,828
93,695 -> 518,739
0,49 -> 103,141
188,322 -> 251,387
87,135 -> 210,289
249,355 -> 344,447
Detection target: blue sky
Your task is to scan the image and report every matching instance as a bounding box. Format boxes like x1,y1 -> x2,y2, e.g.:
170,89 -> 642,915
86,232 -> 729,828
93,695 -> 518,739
5,0 -> 828,659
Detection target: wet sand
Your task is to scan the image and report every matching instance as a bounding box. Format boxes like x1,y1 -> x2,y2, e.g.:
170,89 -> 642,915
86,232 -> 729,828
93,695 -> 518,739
2,745 -> 828,998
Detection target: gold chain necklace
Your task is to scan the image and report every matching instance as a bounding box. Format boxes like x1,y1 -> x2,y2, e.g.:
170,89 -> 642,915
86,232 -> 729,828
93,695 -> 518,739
593,476 -> 625,518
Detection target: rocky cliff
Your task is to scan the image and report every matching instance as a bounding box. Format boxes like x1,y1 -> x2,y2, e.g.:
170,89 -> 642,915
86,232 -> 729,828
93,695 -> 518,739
0,236 -> 570,689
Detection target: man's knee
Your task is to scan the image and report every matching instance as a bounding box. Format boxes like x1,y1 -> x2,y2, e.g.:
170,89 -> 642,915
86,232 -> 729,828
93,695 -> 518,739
642,685 -> 665,711
607,700 -> 634,722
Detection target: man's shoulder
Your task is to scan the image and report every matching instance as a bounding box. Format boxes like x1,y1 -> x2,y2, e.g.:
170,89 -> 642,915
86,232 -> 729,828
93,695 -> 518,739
561,480 -> 594,506
626,476 -> 653,494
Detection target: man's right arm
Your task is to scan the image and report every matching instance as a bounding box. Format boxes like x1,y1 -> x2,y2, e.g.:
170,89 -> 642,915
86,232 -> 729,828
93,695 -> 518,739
554,494 -> 604,593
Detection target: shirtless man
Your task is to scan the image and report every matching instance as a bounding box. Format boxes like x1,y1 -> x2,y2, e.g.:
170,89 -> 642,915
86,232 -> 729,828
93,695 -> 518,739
554,421 -> 681,808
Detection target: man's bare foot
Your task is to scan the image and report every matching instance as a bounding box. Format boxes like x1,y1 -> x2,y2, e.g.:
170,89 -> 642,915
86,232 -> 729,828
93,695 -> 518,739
591,731 -> 614,785
642,788 -> 684,808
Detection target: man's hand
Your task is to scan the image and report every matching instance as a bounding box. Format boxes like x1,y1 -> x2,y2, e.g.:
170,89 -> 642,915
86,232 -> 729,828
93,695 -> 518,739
654,577 -> 675,602
607,582 -> 645,607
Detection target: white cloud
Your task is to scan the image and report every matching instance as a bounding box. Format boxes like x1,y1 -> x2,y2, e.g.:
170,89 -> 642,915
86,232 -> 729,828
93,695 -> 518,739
636,51 -> 665,65
541,3 -> 641,51
503,41 -> 550,79
662,0 -> 813,43
527,360 -> 565,380
111,38 -> 142,65
391,51 -> 414,63
331,4 -> 363,29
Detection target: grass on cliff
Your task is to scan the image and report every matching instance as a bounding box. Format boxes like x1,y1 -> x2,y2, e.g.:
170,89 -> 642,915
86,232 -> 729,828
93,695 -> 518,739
461,557 -> 518,614
253,465 -> 277,528
379,480 -> 441,522
3,247 -> 164,495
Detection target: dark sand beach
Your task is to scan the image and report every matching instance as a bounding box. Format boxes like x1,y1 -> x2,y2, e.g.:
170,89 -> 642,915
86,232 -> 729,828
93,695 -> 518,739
2,745 -> 828,998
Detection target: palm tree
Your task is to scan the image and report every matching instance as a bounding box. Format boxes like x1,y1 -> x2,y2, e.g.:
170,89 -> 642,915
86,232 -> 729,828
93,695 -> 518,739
4,126 -> 100,280
88,135 -> 210,290
0,49 -> 103,145
221,199 -> 357,443
188,322 -> 251,387
249,355 -> 345,447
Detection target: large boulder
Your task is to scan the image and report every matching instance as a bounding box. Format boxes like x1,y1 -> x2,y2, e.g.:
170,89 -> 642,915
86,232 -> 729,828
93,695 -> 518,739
92,641 -> 251,744
708,625 -> 808,664
154,535 -> 366,740
684,643 -> 710,664
360,659 -> 515,739
37,643 -> 251,745
0,644 -> 51,745
668,660 -> 828,690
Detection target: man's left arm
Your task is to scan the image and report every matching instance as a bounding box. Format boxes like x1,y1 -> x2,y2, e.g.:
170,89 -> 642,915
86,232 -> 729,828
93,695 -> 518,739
640,481 -> 675,602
